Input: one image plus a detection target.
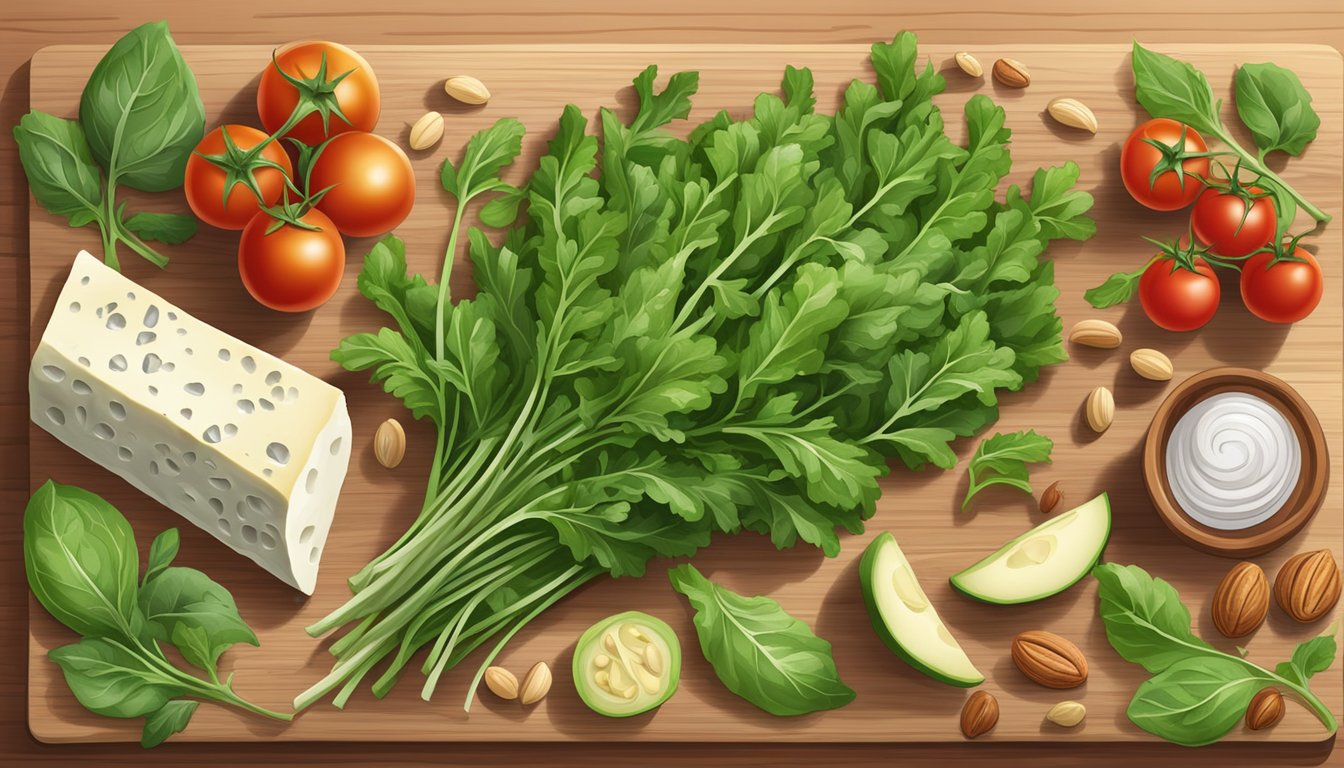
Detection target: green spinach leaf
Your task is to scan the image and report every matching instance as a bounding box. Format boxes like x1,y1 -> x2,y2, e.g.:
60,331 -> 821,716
141,700 -> 198,748
961,430 -> 1052,510
669,564 -> 854,716
49,637 -> 183,718
1235,62 -> 1320,158
139,566 -> 259,674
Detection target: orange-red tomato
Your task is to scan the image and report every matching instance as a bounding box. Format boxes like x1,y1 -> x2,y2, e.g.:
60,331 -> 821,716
184,125 -> 293,230
1139,255 -> 1220,332
238,208 -> 345,312
1120,118 -> 1209,211
1240,247 -> 1323,324
308,132 -> 415,237
257,41 -> 380,146
1191,186 -> 1276,258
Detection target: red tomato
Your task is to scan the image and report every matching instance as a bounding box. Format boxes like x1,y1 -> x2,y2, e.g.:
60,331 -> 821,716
238,208 -> 345,312
1139,256 -> 1220,331
308,132 -> 415,237
1191,186 -> 1276,258
184,125 -> 293,230
257,41 -> 380,146
1120,118 -> 1209,211
1240,247 -> 1323,324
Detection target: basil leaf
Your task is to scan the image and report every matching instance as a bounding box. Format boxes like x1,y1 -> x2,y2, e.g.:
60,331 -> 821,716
122,212 -> 197,245
49,638 -> 184,718
79,20 -> 204,192
1275,634 -> 1337,688
13,111 -> 104,228
1093,563 -> 1216,673
23,480 -> 143,639
143,528 -> 179,586
1130,42 -> 1220,136
962,430 -> 1052,510
1127,656 -> 1267,747
139,566 -> 258,673
141,699 -> 198,748
1235,62 -> 1320,157
669,564 -> 854,716
1084,269 -> 1143,308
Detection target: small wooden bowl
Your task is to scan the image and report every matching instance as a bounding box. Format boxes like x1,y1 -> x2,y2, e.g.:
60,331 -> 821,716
1143,367 -> 1329,558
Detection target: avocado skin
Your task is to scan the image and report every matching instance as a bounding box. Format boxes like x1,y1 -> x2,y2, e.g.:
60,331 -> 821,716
859,532 -> 983,687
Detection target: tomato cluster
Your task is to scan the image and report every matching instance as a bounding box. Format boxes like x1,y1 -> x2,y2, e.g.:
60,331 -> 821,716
1119,118 -> 1322,329
184,42 -> 415,311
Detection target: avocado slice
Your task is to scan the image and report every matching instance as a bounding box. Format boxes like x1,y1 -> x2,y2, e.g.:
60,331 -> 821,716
573,611 -> 681,717
950,492 -> 1111,605
859,532 -> 984,687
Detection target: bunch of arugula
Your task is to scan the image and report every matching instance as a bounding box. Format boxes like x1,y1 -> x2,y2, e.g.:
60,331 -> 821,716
24,481 -> 289,747
1095,563 -> 1337,746
296,32 -> 1095,711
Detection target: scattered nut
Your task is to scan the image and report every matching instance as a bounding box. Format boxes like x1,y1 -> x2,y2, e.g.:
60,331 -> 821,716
374,418 -> 406,468
1046,97 -> 1098,134
1212,561 -> 1270,638
483,666 -> 519,700
1039,481 -> 1063,514
954,52 -> 984,78
444,74 -> 491,105
960,690 -> 999,738
409,111 -> 445,151
1246,688 -> 1285,730
1068,318 -> 1122,349
1129,348 -> 1174,381
1085,387 -> 1114,433
1046,700 -> 1087,728
519,661 -> 552,705
1011,630 -> 1088,689
992,58 -> 1030,88
1274,549 -> 1342,623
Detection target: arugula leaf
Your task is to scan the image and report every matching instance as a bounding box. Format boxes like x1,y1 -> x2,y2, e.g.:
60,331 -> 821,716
961,430 -> 1052,510
141,700 -> 198,748
669,564 -> 855,716
440,117 -> 525,201
139,566 -> 259,674
1235,62 -> 1320,158
332,328 -> 442,425
1085,267 -> 1144,308
49,638 -> 183,718
1094,563 -> 1339,745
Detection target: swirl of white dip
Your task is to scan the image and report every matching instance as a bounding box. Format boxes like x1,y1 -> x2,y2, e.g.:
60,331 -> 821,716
1165,392 -> 1301,530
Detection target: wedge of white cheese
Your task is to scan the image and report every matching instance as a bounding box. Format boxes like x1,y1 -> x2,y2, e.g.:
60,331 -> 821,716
30,251 -> 351,594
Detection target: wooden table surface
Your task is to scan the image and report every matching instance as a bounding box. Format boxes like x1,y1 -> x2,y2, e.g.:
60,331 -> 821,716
3,2 -> 1344,766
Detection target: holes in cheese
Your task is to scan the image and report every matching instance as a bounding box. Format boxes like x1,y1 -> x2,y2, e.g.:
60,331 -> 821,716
29,252 -> 353,594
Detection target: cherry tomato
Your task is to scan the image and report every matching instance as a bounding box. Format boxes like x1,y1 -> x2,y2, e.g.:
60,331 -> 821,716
238,208 -> 345,312
308,132 -> 415,237
1191,186 -> 1276,258
1240,247 -> 1323,324
257,41 -> 380,146
1139,256 -> 1220,331
184,125 -> 293,230
1120,118 -> 1209,211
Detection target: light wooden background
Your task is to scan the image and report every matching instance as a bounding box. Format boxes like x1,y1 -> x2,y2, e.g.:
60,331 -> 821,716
4,3 -> 1344,767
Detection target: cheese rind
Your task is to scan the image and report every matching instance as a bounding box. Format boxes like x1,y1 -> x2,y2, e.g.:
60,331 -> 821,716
30,252 -> 352,594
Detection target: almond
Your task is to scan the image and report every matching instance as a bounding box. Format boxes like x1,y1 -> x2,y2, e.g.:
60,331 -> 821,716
1212,561 -> 1269,638
1046,97 -> 1098,134
374,418 -> 406,468
992,58 -> 1030,88
409,111 -> 445,151
954,52 -> 983,78
1011,630 -> 1088,689
1046,700 -> 1086,728
444,75 -> 491,105
1039,481 -> 1063,514
483,666 -> 519,700
1274,549 -> 1341,623
960,690 -> 998,738
1129,348 -> 1174,381
1069,318 -> 1122,349
519,661 -> 552,705
1246,688 -> 1284,730
1085,387 -> 1114,433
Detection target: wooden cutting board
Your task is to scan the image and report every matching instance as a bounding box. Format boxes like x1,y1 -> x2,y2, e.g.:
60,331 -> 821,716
26,43 -> 1343,745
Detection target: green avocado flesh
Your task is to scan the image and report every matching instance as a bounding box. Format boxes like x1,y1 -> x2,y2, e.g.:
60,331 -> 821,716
950,492 -> 1112,605
572,611 -> 681,717
859,532 -> 984,687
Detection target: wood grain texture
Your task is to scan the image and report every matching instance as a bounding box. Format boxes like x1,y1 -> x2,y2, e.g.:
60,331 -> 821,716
2,3 -> 1343,766
24,41 -> 1343,749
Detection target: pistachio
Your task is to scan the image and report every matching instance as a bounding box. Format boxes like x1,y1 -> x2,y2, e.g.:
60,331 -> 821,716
954,52 -> 984,78
1069,318 -> 1122,349
1046,97 -> 1098,134
1129,348 -> 1174,381
519,661 -> 552,705
1046,700 -> 1086,727
444,75 -> 491,105
1085,387 -> 1114,433
409,111 -> 445,151
483,665 -> 519,700
992,58 -> 1030,88
374,418 -> 406,468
